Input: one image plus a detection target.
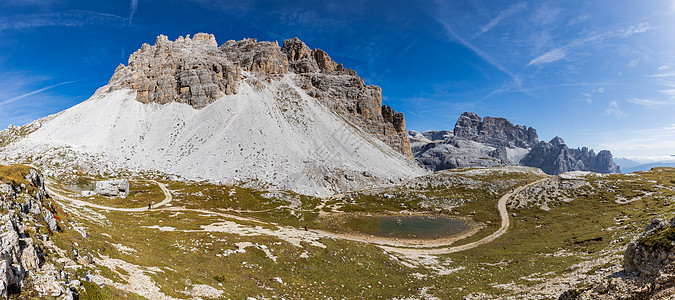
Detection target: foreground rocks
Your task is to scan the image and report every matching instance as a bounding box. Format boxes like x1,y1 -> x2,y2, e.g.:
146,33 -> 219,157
105,33 -> 412,158
559,217 -> 675,299
0,166 -> 74,298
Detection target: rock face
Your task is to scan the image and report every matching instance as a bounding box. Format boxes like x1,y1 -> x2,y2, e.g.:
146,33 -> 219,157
105,33 -> 411,158
411,136 -> 509,171
108,33 -> 240,109
281,38 -> 411,157
409,112 -> 620,175
409,112 -> 538,171
520,137 -> 621,175
408,130 -> 452,142
453,112 -> 538,148
623,218 -> 675,278
94,179 -> 129,198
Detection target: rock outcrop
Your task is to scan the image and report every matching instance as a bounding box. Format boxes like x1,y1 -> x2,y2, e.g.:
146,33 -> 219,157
0,166 -> 74,298
281,38 -> 411,157
520,137 -> 621,175
94,179 -> 129,198
108,33 -> 241,109
105,33 -> 411,158
560,217 -> 675,299
453,112 -> 538,148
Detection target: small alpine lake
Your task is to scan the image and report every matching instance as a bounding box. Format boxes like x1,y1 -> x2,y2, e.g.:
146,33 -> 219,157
333,214 -> 473,240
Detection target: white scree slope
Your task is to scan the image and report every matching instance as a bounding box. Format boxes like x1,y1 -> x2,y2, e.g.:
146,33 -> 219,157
13,73 -> 425,195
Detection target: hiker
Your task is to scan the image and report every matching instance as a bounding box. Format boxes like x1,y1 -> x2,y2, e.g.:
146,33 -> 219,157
304,225 -> 308,231
148,202 -> 152,210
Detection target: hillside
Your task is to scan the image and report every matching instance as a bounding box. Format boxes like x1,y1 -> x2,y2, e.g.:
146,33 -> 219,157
2,162 -> 671,298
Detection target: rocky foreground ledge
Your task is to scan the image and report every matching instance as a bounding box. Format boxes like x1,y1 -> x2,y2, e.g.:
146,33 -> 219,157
0,166 -> 79,298
560,217 -> 675,299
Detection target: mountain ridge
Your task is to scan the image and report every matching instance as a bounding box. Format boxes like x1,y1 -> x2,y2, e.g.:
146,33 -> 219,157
0,33 -> 425,196
103,33 -> 411,158
409,112 -> 620,175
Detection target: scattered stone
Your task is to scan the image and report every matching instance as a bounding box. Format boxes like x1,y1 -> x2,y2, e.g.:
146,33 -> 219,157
561,217 -> 675,299
42,210 -> 58,232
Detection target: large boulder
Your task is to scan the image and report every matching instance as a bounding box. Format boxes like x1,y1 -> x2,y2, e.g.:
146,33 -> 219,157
94,179 -> 129,198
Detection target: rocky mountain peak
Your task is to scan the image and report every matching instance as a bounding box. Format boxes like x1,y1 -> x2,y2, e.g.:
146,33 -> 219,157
281,37 -> 356,76
549,136 -> 565,146
453,111 -> 539,148
520,138 -> 620,175
103,33 -> 412,158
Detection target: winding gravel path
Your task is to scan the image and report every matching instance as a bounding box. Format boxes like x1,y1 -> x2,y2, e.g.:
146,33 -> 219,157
46,176 -> 545,255
377,178 -> 547,254
45,179 -> 172,212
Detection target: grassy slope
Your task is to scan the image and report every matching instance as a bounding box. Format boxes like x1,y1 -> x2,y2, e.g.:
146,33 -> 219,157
48,167 -> 675,299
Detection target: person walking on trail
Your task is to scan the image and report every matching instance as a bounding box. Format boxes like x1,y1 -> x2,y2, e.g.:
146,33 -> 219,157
304,225 -> 308,231
148,202 -> 152,210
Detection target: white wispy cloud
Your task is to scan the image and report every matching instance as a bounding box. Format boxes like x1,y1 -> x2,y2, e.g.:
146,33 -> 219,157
626,98 -> 671,106
649,73 -> 675,78
527,22 -> 653,66
660,89 -> 675,96
477,2 -> 526,35
439,22 -> 521,88
533,4 -> 561,25
598,126 -> 675,159
582,92 -> 592,104
0,81 -> 74,109
605,100 -> 626,118
0,10 -> 128,32
527,48 -> 566,66
128,0 -> 139,26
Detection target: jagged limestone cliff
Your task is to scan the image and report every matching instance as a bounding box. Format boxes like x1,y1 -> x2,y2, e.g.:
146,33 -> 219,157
410,112 -> 619,175
105,33 -> 411,158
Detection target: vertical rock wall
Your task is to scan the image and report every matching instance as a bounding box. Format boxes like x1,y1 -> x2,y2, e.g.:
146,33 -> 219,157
105,34 -> 413,158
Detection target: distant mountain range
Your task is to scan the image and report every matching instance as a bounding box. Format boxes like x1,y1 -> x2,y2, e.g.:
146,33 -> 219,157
614,158 -> 675,173
409,112 -> 620,175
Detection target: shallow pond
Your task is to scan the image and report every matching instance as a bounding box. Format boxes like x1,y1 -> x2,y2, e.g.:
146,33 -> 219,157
345,215 -> 471,240
63,182 -> 94,193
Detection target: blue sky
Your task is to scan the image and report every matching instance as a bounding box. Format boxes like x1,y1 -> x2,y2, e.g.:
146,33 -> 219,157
0,0 -> 674,162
